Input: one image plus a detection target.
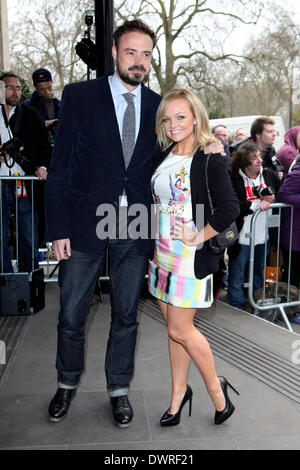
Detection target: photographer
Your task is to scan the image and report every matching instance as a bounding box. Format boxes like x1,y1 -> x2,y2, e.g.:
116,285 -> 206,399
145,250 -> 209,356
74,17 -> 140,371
0,72 -> 51,272
227,141 -> 281,309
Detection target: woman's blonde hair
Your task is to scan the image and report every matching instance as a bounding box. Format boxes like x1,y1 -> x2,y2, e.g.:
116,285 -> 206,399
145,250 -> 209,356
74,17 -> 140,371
156,88 -> 216,153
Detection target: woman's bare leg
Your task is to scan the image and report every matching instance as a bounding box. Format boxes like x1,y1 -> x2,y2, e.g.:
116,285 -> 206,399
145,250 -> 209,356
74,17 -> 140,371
166,304 -> 225,412
157,300 -> 191,414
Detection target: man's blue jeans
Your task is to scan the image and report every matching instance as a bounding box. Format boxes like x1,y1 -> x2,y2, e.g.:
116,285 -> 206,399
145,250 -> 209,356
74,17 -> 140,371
0,184 -> 39,272
228,243 -> 268,309
56,239 -> 148,390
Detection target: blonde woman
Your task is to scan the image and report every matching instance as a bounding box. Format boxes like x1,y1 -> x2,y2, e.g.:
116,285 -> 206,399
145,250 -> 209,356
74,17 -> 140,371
148,89 -> 240,426
228,128 -> 248,145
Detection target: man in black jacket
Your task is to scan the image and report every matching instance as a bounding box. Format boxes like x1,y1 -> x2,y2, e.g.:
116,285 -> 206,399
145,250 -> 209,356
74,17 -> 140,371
0,72 -> 51,272
250,117 -> 284,179
24,68 -> 61,158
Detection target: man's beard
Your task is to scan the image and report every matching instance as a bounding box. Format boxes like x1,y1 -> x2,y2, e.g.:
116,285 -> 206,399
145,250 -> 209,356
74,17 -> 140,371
5,96 -> 20,107
116,60 -> 149,87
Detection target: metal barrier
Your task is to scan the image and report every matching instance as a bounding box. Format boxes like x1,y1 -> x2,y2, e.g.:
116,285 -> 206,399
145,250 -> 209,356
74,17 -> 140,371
0,175 -> 57,282
0,175 -> 111,284
248,203 -> 300,332
4,177 -> 297,328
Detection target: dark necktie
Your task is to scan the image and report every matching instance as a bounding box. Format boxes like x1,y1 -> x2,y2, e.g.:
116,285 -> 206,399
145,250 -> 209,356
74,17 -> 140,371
122,93 -> 136,169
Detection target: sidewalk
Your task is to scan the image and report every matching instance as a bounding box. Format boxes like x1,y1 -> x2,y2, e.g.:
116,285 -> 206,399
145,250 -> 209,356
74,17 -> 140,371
0,283 -> 299,450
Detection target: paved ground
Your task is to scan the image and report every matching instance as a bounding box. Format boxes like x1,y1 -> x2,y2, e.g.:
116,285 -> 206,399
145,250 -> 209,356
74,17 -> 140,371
0,283 -> 299,451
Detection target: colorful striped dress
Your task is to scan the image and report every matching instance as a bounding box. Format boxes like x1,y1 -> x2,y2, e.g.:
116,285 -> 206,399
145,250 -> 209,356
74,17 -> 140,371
148,152 -> 213,308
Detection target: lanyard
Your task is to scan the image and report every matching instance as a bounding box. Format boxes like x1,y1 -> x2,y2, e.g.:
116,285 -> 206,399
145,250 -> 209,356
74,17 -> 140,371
0,105 -> 16,173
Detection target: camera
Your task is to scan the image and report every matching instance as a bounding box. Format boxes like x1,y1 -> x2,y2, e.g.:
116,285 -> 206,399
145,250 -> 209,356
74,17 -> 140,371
252,185 -> 275,198
271,156 -> 284,174
0,137 -> 30,169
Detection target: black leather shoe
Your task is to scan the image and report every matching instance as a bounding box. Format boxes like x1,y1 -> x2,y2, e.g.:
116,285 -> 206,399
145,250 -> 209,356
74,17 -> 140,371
48,388 -> 76,422
214,376 -> 239,425
110,395 -> 133,428
160,385 -> 193,427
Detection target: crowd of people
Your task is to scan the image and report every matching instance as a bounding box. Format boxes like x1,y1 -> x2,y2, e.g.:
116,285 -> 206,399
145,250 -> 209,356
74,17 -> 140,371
1,18 -> 300,432
210,119 -> 300,324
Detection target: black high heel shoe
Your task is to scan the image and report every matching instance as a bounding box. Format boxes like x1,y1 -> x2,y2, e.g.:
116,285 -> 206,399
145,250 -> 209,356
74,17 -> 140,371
160,385 -> 193,427
214,376 -> 239,425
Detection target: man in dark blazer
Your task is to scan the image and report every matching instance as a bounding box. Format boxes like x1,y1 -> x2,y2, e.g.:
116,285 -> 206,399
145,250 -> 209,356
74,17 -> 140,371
45,20 -> 161,427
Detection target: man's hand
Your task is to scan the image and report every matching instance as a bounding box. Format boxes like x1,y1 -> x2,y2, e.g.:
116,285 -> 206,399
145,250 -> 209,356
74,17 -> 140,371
35,167 -> 48,180
204,140 -> 226,157
45,119 -> 58,128
53,239 -> 71,261
0,153 -> 10,164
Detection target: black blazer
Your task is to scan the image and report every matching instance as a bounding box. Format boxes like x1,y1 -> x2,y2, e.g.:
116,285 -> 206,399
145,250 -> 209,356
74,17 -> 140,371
45,75 -> 161,254
151,146 -> 240,279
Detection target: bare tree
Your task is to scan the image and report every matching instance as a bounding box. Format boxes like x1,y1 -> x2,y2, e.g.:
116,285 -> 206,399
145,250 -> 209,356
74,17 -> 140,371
115,0 -> 264,94
9,0 -> 297,124
184,7 -> 300,121
238,10 -> 300,124
8,0 -> 91,96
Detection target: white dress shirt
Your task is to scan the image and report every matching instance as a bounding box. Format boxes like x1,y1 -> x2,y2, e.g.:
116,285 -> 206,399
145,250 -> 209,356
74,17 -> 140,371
0,106 -> 24,177
108,73 -> 142,205
108,72 -> 141,142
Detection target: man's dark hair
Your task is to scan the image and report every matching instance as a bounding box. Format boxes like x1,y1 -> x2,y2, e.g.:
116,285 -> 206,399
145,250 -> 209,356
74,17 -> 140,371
251,117 -> 275,141
113,19 -> 157,50
0,72 -> 21,82
231,141 -> 260,173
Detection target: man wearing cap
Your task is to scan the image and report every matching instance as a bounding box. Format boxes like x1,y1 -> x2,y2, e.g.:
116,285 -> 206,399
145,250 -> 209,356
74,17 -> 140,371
24,68 -> 61,244
26,68 -> 61,134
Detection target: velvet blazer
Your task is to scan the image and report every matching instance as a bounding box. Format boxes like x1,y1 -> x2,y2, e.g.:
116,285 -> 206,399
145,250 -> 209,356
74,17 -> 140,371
45,74 -> 161,255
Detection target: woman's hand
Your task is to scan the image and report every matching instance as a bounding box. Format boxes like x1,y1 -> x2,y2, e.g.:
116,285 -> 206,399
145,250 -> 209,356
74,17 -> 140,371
259,199 -> 271,211
260,193 -> 275,211
172,218 -> 219,247
172,218 -> 200,246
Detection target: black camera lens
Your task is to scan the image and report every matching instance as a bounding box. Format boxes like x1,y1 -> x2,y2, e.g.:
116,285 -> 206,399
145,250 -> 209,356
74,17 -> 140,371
252,186 -> 261,198
260,186 -> 274,197
253,185 -> 274,198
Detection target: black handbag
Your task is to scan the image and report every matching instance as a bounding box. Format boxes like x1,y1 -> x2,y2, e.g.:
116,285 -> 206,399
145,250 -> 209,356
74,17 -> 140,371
205,154 -> 239,254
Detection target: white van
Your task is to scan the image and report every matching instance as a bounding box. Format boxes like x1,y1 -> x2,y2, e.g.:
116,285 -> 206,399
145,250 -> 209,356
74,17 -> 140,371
209,115 -> 286,150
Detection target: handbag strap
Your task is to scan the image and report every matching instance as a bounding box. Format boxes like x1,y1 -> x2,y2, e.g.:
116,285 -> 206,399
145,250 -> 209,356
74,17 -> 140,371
205,153 -> 215,216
